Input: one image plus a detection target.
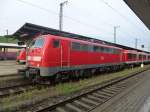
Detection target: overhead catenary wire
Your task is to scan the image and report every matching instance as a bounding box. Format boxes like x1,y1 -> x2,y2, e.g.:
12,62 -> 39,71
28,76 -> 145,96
16,0 -> 114,37
98,0 -> 148,37
16,0 -> 137,41
15,0 -> 150,48
98,0 -> 150,49
68,2 -> 141,40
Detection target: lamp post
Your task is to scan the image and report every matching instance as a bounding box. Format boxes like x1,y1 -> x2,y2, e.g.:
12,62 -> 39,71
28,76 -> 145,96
135,38 -> 138,49
114,26 -> 120,44
141,44 -> 144,68
59,1 -> 68,31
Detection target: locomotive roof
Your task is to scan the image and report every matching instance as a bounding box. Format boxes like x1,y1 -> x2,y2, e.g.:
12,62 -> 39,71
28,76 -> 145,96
45,34 -> 122,50
13,23 -> 150,53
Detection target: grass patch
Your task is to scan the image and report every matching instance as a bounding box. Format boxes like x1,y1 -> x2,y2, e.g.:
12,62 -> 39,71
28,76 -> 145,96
55,66 -> 145,94
0,65 -> 149,111
0,36 -> 18,43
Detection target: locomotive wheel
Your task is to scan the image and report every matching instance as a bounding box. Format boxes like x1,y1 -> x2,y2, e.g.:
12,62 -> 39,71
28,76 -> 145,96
84,70 -> 91,78
55,73 -> 64,83
70,70 -> 80,81
74,70 -> 80,80
25,70 -> 33,80
33,74 -> 41,84
79,70 -> 84,79
69,70 -> 88,81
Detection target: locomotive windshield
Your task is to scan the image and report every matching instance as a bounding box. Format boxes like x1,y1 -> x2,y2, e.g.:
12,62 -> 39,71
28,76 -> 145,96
30,38 -> 44,48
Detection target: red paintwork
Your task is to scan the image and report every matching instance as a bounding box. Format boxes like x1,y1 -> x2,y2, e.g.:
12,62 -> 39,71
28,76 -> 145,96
27,34 -> 123,68
17,48 -> 26,63
122,50 -> 138,62
122,50 -> 150,63
24,34 -> 150,78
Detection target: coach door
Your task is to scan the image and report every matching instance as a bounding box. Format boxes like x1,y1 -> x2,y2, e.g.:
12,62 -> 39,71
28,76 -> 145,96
60,40 -> 70,67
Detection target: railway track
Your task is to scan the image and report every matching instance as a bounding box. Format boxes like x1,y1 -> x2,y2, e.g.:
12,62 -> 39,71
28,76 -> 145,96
0,82 -> 34,98
25,67 -> 149,112
0,74 -> 19,78
0,74 -> 24,82
0,74 -> 29,89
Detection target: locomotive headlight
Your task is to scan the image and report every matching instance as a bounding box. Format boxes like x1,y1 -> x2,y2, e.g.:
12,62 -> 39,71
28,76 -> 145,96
37,64 -> 40,67
27,56 -> 41,62
33,56 -> 41,61
27,56 -> 31,61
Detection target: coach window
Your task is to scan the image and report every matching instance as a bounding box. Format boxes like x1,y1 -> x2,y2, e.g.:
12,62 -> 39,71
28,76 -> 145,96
53,40 -> 60,48
139,55 -> 142,59
133,54 -> 136,59
128,53 -> 132,59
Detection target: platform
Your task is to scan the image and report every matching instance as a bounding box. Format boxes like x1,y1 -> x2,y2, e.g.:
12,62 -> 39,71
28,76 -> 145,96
91,69 -> 150,112
0,61 -> 24,76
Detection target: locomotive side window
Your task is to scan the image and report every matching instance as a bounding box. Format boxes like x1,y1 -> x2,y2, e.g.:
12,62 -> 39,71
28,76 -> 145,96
88,45 -> 93,52
80,44 -> 88,51
93,46 -> 117,54
71,42 -> 120,54
113,49 -> 120,54
99,47 -> 104,52
93,46 -> 99,52
104,47 -> 110,53
53,40 -> 60,48
71,42 -> 81,51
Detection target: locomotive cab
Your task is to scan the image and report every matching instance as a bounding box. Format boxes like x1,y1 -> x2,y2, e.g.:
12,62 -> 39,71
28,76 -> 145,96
26,37 -> 45,80
28,37 -> 44,66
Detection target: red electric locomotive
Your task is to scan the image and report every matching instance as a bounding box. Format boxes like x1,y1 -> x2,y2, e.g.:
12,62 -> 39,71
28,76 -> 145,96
17,48 -> 26,64
23,34 -> 124,81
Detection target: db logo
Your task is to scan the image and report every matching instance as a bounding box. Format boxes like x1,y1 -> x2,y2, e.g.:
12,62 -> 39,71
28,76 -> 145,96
100,56 -> 104,60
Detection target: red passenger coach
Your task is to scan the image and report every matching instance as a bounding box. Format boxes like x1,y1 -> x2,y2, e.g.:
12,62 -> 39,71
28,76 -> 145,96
122,50 -> 150,66
138,52 -> 149,63
123,50 -> 139,65
25,34 -> 124,80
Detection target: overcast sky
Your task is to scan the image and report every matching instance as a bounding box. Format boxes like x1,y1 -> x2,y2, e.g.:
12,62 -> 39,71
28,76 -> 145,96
0,0 -> 150,51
